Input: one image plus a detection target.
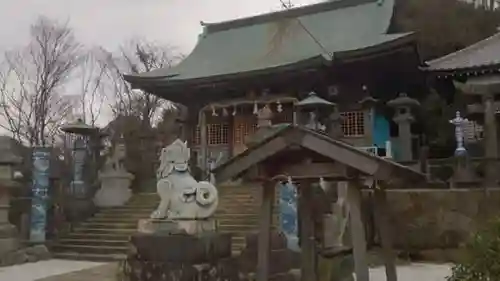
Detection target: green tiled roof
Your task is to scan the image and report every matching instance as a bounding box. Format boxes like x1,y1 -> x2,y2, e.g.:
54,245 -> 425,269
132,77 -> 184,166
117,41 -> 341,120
125,0 -> 412,87
425,31 -> 500,72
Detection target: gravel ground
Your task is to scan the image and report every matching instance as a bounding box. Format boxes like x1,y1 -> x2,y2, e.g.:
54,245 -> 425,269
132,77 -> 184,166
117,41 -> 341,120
369,263 -> 451,281
0,259 -> 104,281
0,259 -> 451,281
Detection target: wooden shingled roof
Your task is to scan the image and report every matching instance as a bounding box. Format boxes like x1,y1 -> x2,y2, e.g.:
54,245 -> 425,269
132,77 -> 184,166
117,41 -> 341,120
212,124 -> 425,188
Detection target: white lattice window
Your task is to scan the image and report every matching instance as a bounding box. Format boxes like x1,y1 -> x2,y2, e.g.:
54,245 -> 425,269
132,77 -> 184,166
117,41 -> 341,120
208,123 -> 229,145
192,123 -> 229,146
192,126 -> 201,146
234,121 -> 258,145
341,111 -> 365,137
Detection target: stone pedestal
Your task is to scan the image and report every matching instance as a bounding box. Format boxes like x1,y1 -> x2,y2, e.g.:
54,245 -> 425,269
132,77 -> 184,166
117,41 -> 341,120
451,155 -> 480,188
0,181 -> 22,265
0,224 -> 19,258
94,172 -> 134,207
122,231 -> 238,281
138,218 -> 216,235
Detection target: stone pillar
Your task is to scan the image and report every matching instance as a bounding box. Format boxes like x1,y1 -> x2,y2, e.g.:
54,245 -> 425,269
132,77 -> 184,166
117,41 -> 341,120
483,94 -> 498,186
325,104 -> 343,139
387,93 -> 420,162
359,96 -> 378,146
0,149 -> 22,260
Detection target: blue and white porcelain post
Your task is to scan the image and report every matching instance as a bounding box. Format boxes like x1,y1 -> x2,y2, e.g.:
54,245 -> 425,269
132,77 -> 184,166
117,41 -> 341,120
29,147 -> 51,243
449,111 -> 468,156
278,176 -> 299,251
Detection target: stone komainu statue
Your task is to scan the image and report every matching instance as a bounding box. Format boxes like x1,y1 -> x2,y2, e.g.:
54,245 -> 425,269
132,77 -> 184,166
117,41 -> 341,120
151,139 -> 219,220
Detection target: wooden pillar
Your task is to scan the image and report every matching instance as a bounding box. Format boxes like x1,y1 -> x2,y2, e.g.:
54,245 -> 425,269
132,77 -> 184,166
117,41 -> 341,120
199,110 -> 208,177
347,181 -> 369,281
298,181 -> 317,281
373,187 -> 397,281
256,180 -> 275,281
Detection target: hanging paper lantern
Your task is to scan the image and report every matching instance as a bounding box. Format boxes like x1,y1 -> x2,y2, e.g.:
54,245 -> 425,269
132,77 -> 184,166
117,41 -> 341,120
211,106 -> 218,116
253,102 -> 258,115
232,105 -> 237,116
222,107 -> 228,117
276,100 -> 283,112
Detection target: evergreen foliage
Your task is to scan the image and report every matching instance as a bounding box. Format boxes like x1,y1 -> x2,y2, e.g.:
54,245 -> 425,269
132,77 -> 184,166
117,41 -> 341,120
447,218 -> 500,281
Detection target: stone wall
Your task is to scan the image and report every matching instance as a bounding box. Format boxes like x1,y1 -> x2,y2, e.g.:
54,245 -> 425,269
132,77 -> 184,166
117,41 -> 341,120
379,188 -> 500,251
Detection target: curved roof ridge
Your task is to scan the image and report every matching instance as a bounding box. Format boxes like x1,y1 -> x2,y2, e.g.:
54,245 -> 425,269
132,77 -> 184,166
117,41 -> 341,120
203,0 -> 380,34
426,32 -> 500,70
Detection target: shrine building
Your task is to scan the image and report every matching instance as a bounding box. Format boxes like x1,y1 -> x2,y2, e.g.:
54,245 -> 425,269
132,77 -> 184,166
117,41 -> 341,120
124,0 -> 424,174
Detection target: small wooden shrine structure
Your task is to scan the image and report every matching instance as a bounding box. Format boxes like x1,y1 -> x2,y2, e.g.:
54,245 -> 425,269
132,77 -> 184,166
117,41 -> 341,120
425,30 -> 500,185
212,124 -> 426,281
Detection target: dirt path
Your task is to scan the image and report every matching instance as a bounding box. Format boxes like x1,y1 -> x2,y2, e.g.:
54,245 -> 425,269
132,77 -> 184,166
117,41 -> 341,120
35,263 -> 118,281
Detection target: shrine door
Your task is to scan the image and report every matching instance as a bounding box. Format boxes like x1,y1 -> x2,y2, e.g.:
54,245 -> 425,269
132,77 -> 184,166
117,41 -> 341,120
232,115 -> 257,156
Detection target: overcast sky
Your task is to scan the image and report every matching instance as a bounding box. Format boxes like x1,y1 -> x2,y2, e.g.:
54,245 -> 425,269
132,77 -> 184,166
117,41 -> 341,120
0,0 -> 324,132
0,0 -> 322,55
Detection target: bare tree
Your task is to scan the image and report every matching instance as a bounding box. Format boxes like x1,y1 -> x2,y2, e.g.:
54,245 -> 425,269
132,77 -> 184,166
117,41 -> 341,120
101,38 -> 181,128
67,49 -> 109,126
0,16 -> 81,146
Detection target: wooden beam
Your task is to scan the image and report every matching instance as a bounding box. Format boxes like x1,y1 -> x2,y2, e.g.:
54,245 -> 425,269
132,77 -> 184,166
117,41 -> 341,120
347,180 -> 370,281
215,136 -> 288,183
256,180 -> 275,281
300,133 -> 379,177
373,186 -> 397,281
298,181 -> 317,281
277,162 -> 348,179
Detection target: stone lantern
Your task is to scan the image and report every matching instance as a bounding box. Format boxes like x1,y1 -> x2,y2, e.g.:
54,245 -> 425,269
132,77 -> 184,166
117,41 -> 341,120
60,118 -> 101,222
296,92 -> 340,137
0,145 -> 21,256
387,93 -> 420,162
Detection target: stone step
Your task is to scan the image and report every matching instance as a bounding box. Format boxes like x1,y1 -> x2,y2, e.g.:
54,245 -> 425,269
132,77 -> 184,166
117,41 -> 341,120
65,232 -> 131,241
72,227 -> 136,235
215,209 -> 259,215
218,202 -> 259,207
52,244 -> 128,255
218,225 -> 259,232
217,218 -> 259,225
57,239 -> 129,247
52,252 -> 126,262
99,207 -> 155,213
79,222 -> 137,230
216,213 -> 260,218
93,212 -> 150,219
88,217 -> 144,223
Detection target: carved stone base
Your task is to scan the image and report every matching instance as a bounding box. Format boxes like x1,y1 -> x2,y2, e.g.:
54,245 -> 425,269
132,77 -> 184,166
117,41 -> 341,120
122,232 -> 238,281
137,219 -> 216,235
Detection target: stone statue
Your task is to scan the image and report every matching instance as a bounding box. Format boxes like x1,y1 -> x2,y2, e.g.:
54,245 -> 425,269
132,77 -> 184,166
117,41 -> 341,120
151,139 -> 219,220
257,105 -> 273,128
94,142 -> 134,207
449,111 -> 468,156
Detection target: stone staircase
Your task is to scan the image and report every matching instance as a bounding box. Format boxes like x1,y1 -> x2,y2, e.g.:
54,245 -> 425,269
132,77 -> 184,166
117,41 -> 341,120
52,184 -> 273,260
216,184 -> 263,254
52,193 -> 159,261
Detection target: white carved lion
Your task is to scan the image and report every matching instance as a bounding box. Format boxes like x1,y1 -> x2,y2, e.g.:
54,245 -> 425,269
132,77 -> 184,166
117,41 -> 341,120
151,139 -> 219,220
